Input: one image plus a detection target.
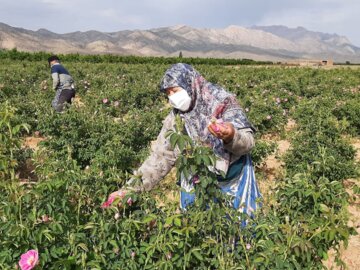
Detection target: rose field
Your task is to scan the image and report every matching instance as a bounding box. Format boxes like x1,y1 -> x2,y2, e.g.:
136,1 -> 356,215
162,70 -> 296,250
0,52 -> 359,269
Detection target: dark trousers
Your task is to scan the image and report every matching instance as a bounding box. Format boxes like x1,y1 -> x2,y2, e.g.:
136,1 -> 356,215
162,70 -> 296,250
52,89 -> 76,112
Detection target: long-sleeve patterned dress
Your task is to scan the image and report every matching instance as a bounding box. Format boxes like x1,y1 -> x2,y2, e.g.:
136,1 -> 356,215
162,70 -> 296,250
125,63 -> 261,216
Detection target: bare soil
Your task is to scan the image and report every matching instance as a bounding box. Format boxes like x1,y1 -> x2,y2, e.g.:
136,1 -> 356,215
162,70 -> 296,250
323,139 -> 360,269
18,136 -> 46,183
22,136 -> 46,151
323,178 -> 360,270
73,96 -> 85,107
322,140 -> 360,269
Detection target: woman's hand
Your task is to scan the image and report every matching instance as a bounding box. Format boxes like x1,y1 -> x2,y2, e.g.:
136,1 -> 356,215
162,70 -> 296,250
109,189 -> 128,200
101,188 -> 129,208
208,121 -> 235,144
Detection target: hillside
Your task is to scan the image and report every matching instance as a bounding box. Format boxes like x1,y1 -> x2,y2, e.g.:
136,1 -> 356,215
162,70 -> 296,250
1,22 -> 359,62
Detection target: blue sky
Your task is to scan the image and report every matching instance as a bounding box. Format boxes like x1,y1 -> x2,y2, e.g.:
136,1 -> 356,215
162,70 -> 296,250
1,0 -> 359,46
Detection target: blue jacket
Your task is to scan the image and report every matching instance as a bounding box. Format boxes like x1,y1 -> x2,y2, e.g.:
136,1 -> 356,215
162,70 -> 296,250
51,63 -> 74,90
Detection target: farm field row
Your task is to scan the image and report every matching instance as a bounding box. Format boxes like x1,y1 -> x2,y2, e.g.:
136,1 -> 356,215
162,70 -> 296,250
0,57 -> 359,269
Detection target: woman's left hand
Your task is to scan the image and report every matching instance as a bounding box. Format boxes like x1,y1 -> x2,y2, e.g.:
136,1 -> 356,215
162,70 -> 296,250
208,122 -> 235,143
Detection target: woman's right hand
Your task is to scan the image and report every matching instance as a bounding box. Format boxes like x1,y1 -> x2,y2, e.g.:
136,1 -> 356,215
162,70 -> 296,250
101,188 -> 129,208
109,189 -> 128,199
208,120 -> 235,144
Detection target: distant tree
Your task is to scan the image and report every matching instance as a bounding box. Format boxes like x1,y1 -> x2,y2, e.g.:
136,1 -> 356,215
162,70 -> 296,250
179,51 -> 183,58
345,61 -> 351,65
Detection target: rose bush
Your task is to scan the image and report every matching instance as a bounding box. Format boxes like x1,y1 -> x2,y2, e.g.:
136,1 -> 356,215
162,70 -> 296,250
0,53 -> 358,269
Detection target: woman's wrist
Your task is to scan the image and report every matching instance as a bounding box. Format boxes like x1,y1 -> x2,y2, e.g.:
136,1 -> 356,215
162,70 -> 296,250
223,123 -> 235,144
223,136 -> 234,144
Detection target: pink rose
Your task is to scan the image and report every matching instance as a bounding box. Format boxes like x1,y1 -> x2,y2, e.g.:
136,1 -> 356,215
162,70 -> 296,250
117,190 -> 126,198
209,118 -> 225,133
192,176 -> 200,184
101,190 -> 127,209
101,196 -> 115,209
127,197 -> 133,206
19,250 -> 39,270
102,98 -> 109,104
41,215 -> 50,223
166,252 -> 173,260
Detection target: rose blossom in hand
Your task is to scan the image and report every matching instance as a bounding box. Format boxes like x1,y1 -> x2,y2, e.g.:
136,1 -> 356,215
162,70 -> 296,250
101,190 -> 127,208
209,118 -> 225,133
101,196 -> 115,209
127,197 -> 133,206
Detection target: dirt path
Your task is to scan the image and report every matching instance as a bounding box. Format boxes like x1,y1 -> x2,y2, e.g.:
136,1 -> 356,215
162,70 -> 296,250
323,139 -> 360,269
18,136 -> 46,183
323,178 -> 360,269
73,96 -> 85,108
260,121 -> 360,269
258,119 -> 294,197
23,136 -> 46,151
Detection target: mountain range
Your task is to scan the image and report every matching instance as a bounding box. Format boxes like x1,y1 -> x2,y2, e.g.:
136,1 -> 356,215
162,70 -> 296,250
1,22 -> 359,63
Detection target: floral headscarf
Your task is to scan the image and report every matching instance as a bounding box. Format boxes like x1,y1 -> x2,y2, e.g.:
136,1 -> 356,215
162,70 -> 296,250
160,63 -> 254,165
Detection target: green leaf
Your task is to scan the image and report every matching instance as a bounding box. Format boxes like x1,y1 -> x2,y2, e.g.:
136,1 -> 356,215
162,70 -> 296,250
77,243 -> 89,252
169,133 -> 179,148
165,130 -> 174,138
178,137 -> 185,151
109,240 -> 118,248
142,215 -> 157,224
202,155 -> 210,165
319,204 -> 330,213
165,216 -> 174,226
254,257 -> 265,263
172,229 -> 183,235
182,166 -> 189,181
322,251 -> 328,260
192,250 -> 203,261
83,222 -> 96,230
329,229 -> 335,241
174,218 -> 182,227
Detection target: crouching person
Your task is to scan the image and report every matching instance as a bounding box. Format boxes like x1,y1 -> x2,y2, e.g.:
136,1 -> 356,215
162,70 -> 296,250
48,55 -> 75,112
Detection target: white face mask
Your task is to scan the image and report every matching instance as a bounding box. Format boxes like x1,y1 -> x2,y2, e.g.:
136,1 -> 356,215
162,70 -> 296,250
168,89 -> 192,111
